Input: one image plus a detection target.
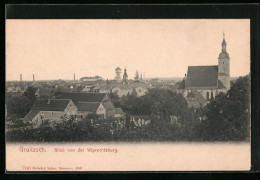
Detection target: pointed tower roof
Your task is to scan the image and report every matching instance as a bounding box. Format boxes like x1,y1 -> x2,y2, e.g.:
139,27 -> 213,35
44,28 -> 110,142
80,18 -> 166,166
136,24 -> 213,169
222,32 -> 227,46
218,32 -> 230,59
123,67 -> 128,80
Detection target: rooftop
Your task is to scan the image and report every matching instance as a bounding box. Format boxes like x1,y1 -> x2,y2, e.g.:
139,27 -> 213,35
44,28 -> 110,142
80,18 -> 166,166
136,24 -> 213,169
57,92 -> 107,105
31,99 -> 71,111
186,91 -> 207,105
185,65 -> 218,88
23,110 -> 40,121
77,102 -> 100,112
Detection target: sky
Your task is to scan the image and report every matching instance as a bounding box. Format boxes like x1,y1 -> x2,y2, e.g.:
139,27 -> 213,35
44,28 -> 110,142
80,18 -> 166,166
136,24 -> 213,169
6,19 -> 250,81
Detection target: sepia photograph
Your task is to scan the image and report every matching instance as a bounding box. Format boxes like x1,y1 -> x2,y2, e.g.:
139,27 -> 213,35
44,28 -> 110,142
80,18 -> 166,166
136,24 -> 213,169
5,18 -> 251,171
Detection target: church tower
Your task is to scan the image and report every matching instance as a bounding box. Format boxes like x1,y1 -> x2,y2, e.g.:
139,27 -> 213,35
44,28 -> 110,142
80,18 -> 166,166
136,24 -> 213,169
218,33 -> 230,90
123,67 -> 128,83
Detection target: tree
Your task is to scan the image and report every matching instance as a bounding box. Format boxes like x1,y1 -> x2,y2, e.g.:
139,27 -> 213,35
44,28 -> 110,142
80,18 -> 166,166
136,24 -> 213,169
200,75 -> 250,141
108,91 -> 120,107
6,92 -> 35,119
24,86 -> 37,101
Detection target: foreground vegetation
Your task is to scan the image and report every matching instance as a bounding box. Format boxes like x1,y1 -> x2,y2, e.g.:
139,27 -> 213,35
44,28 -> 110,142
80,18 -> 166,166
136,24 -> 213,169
6,75 -> 250,142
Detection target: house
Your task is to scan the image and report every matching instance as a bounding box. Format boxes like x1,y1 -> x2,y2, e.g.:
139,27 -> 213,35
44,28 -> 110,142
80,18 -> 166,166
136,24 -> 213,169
186,91 -> 207,108
80,76 -> 103,82
111,83 -> 150,97
98,85 -> 112,94
35,88 -> 55,99
23,99 -> 78,128
81,85 -> 99,93
135,86 -> 148,96
77,102 -> 106,118
81,85 -> 93,92
57,92 -> 116,118
112,86 -> 133,97
183,33 -> 230,106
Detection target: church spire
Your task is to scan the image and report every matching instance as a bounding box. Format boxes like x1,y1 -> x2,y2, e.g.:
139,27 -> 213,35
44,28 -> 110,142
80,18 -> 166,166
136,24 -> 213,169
123,67 -> 128,81
221,32 -> 227,52
218,32 -> 229,59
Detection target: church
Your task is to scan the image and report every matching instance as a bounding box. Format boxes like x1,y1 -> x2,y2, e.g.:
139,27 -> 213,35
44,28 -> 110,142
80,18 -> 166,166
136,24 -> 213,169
183,33 -> 231,107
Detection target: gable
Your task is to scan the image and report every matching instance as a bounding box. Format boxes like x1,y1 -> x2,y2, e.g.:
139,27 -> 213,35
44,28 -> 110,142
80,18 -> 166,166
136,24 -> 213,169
103,94 -> 110,102
185,66 -> 218,88
102,100 -> 115,111
23,110 -> 40,122
64,100 -> 78,112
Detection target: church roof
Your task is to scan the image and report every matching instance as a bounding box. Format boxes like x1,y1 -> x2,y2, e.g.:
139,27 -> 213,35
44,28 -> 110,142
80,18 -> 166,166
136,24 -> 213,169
115,67 -> 121,70
185,66 -> 218,88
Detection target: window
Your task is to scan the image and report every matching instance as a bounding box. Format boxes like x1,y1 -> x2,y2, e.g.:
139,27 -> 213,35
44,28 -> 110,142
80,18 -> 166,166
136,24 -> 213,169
206,92 -> 209,101
139,89 -> 141,92
223,62 -> 224,64
51,112 -> 53,116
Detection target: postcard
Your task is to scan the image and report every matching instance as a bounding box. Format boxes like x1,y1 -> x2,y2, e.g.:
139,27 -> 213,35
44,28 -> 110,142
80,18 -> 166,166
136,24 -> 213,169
5,19 -> 251,171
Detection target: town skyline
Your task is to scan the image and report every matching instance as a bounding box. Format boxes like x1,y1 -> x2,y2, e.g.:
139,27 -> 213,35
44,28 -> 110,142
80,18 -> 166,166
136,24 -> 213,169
6,19 -> 250,81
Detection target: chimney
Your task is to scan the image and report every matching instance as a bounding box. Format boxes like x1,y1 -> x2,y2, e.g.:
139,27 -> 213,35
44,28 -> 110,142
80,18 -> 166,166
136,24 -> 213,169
33,74 -> 35,82
20,74 -> 22,82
